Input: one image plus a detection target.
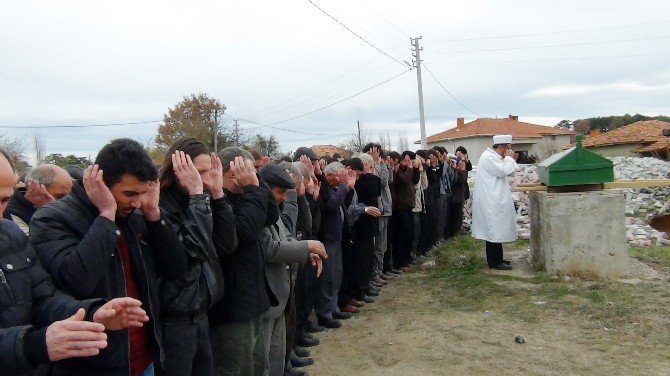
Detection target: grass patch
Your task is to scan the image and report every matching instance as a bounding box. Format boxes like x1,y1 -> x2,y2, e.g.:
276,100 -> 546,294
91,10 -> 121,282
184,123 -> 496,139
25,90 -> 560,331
630,246 -> 670,268
423,236 -> 670,338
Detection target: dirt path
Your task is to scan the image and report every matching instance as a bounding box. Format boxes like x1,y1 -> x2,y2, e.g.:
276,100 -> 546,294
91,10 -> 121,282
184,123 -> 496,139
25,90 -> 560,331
302,247 -> 670,376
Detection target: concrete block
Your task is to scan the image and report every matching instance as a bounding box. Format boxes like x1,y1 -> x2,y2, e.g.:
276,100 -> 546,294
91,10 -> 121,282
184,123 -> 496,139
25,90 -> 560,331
530,190 -> 630,278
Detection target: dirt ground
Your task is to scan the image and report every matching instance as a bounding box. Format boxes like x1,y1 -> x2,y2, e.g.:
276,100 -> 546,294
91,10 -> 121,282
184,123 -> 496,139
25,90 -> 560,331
303,240 -> 670,376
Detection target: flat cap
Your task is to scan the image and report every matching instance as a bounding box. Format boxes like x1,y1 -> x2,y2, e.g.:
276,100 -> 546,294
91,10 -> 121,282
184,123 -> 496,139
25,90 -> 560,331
259,163 -> 295,189
293,147 -> 318,161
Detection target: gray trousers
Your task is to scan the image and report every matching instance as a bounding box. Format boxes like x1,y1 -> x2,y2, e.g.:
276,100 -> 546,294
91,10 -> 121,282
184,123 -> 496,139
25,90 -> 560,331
373,216 -> 390,277
315,240 -> 342,318
262,315 -> 286,376
210,316 -> 265,376
435,194 -> 448,240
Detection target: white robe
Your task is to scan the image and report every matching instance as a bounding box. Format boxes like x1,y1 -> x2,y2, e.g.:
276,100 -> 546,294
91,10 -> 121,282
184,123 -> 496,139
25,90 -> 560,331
471,148 -> 519,243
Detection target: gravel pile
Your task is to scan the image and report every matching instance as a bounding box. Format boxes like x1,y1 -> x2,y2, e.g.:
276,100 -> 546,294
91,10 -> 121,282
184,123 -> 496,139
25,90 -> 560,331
462,157 -> 670,246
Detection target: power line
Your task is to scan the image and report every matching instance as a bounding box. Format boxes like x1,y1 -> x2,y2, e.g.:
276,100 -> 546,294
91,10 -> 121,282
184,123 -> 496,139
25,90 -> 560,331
358,0 -> 409,39
426,35 -> 670,55
0,120 -> 158,129
428,51 -> 670,65
425,20 -> 670,43
421,63 -> 483,118
229,68 -> 412,134
306,0 -> 408,68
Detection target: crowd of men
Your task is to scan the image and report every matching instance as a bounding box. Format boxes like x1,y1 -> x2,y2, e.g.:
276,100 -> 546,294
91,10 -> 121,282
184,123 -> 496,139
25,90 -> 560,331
0,133 -> 520,376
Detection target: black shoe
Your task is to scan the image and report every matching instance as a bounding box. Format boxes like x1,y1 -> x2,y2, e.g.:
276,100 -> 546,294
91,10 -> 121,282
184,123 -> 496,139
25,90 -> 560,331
305,320 -> 325,333
366,289 -> 380,296
318,316 -> 342,328
333,311 -> 352,320
294,346 -> 311,358
291,353 -> 315,367
370,281 -> 384,288
490,263 -> 512,270
297,333 -> 320,347
502,259 -> 511,265
287,367 -> 308,376
362,295 -> 376,303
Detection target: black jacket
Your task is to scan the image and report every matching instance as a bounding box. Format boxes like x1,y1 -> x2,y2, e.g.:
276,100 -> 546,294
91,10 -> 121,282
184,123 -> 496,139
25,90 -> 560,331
0,219 -> 101,376
450,168 -> 469,204
28,182 -> 188,375
208,185 -> 276,325
353,174 -> 381,238
6,189 -> 36,233
158,186 -> 237,322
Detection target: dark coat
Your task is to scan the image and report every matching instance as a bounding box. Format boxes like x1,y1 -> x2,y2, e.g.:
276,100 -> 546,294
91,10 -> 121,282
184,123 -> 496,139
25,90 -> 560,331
391,166 -> 418,210
208,185 -> 276,325
0,220 -> 101,376
317,176 -> 349,242
353,173 -> 381,238
450,169 -> 469,204
29,182 -> 188,375
5,189 -> 35,233
158,186 -> 237,321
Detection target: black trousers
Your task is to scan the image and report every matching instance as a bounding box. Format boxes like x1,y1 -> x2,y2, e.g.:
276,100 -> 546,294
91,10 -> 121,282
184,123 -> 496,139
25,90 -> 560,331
295,263 -> 319,342
449,202 -> 464,237
157,317 -> 213,376
443,196 -> 454,239
353,237 -> 375,299
485,241 -> 503,267
391,209 -> 413,269
383,218 -> 394,273
338,238 -> 355,308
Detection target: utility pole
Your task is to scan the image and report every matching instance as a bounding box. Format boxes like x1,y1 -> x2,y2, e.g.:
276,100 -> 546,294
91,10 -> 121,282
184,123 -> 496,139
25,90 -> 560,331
213,109 -> 219,153
411,36 -> 427,149
357,120 -> 362,151
233,120 -> 240,146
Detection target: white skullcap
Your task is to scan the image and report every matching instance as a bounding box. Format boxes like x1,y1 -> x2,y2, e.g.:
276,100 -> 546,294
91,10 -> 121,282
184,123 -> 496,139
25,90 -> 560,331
493,135 -> 513,144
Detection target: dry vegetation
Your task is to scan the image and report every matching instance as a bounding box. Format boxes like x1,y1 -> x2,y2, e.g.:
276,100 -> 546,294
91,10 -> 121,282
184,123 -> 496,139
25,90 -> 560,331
306,237 -> 670,376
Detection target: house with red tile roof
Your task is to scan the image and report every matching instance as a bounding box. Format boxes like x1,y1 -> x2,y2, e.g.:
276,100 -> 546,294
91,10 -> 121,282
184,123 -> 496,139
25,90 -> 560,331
310,144 -> 352,159
426,115 -> 574,162
579,120 -> 670,158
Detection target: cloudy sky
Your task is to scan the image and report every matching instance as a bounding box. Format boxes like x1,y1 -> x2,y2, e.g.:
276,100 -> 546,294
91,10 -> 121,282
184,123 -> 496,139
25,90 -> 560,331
1,0 -> 669,161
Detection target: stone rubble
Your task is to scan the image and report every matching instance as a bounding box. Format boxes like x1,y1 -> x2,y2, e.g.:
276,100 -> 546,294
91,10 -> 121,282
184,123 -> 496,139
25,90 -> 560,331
462,157 -> 670,247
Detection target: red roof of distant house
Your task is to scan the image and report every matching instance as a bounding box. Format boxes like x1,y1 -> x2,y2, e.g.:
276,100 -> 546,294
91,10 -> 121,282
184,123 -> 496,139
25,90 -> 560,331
310,145 -> 352,158
426,116 -> 573,142
579,120 -> 670,154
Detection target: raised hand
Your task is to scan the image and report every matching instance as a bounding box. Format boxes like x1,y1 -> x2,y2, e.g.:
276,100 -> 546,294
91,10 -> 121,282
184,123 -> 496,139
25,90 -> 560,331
172,151 -> 203,196
229,157 -> 259,188
336,168 -> 348,186
83,165 -> 117,221
92,297 -> 150,331
369,146 -> 380,161
24,179 -> 55,207
206,153 -> 225,199
300,155 -> 315,174
46,309 -> 108,361
140,180 -> 161,221
346,170 -> 357,189
312,178 -> 321,201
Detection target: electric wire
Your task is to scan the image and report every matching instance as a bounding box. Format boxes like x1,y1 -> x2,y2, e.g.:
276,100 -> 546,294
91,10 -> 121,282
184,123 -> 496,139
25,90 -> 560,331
426,20 -> 670,43
421,63 -> 483,117
307,0 -> 407,68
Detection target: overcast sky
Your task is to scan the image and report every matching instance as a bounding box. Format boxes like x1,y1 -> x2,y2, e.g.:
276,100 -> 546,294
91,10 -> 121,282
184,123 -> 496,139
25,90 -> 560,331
1,0 -> 669,161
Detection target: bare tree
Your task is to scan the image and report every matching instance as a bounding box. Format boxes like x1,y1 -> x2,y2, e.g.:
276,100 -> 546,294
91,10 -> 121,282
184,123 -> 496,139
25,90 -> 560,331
338,123 -> 372,152
0,135 -> 29,170
378,131 -> 392,152
33,132 -> 45,164
397,131 -> 409,151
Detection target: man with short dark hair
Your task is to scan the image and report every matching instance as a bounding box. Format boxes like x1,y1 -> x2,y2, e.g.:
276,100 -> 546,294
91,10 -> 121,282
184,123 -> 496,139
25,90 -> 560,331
30,138 -> 188,375
209,147 -> 273,376
6,164 -> 73,234
0,147 -> 151,375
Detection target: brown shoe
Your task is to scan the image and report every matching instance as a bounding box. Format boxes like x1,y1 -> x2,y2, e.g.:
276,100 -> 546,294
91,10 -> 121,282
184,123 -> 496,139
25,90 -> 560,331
400,266 -> 411,273
349,299 -> 365,307
374,276 -> 389,285
342,304 -> 360,314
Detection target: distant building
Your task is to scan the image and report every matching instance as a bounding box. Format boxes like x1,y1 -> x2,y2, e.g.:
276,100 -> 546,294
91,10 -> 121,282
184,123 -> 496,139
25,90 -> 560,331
426,115 -> 574,163
310,144 -> 352,159
579,120 -> 670,158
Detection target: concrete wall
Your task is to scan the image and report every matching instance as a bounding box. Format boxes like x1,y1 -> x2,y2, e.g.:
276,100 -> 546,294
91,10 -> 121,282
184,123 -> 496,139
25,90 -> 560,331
428,134 -> 572,163
587,143 -> 645,158
529,190 -> 630,278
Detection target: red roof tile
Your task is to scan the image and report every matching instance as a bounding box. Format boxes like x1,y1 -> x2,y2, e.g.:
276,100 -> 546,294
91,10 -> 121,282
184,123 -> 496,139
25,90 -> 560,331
426,117 -> 573,142
580,120 -> 670,152
310,145 -> 352,158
